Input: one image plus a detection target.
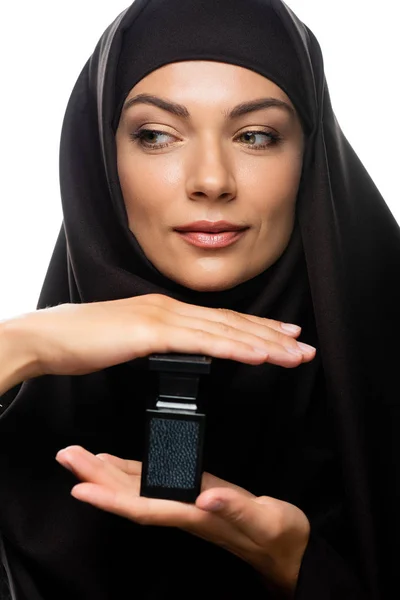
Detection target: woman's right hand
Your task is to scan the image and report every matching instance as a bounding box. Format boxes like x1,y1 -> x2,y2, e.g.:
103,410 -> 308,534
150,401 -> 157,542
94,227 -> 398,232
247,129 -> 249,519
1,294 -> 316,388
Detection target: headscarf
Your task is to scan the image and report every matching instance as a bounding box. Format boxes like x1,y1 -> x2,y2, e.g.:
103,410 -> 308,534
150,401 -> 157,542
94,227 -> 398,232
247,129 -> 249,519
112,0 -> 311,132
1,0 -> 399,598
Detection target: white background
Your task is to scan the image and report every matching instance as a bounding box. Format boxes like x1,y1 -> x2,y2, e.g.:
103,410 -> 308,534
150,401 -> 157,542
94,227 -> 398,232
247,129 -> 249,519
0,1 -> 398,319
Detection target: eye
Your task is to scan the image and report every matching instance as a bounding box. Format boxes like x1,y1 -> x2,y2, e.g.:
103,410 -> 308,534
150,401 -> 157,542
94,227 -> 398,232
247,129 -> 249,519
236,130 -> 281,149
129,129 -> 176,149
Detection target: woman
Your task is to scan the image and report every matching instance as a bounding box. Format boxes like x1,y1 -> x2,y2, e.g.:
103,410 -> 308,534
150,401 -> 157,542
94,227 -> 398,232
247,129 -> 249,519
1,0 -> 399,598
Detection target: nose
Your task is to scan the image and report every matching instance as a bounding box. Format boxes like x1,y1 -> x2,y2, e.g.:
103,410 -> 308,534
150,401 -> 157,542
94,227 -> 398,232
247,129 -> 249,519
185,137 -> 237,203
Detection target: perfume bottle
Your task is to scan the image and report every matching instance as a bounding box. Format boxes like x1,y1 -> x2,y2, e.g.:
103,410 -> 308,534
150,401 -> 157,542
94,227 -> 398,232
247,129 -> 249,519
140,353 -> 211,502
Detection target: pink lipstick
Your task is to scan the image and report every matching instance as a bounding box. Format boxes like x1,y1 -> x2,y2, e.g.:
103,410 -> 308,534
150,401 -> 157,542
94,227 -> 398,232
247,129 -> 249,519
174,221 -> 248,249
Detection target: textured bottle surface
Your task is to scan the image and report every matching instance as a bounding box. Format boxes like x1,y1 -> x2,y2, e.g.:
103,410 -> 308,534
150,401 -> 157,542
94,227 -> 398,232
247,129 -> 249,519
141,409 -> 205,502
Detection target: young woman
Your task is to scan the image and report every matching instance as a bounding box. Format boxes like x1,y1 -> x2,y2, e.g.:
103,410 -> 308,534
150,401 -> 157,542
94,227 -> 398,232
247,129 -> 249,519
1,0 -> 399,598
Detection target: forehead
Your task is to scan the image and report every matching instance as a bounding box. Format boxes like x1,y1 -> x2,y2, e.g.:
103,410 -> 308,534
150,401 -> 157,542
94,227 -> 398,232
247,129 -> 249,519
127,60 -> 294,108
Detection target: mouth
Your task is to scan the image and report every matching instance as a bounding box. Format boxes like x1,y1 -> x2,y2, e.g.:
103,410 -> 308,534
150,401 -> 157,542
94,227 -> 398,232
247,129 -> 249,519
174,221 -> 248,249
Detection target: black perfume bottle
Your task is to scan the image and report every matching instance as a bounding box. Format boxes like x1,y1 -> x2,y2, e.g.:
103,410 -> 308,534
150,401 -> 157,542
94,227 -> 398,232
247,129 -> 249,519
140,353 -> 211,502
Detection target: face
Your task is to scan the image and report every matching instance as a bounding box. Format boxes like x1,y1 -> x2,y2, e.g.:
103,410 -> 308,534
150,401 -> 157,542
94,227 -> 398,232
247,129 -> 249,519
116,61 -> 305,292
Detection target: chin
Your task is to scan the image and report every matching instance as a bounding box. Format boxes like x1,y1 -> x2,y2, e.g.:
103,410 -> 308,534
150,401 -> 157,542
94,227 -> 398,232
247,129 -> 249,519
186,280 -> 236,292
171,271 -> 250,293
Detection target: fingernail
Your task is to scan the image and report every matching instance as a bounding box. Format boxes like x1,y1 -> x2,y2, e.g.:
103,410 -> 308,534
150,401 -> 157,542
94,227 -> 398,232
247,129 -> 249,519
297,342 -> 316,353
56,445 -> 79,457
286,346 -> 303,356
56,448 -> 70,461
55,454 -> 74,473
204,500 -> 224,512
281,323 -> 301,334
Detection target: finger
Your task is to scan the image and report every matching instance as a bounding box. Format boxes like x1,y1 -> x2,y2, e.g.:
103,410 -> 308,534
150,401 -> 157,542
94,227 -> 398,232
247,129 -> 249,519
96,453 -> 142,476
126,295 -> 314,367
165,323 -> 316,368
146,295 -> 302,337
71,482 -> 202,527
144,323 -> 270,365
152,323 -> 313,369
196,487 -> 274,543
56,445 -> 134,488
201,472 -> 255,498
163,311 -> 310,362
70,482 -> 125,513
59,447 -> 206,527
159,303 -> 305,353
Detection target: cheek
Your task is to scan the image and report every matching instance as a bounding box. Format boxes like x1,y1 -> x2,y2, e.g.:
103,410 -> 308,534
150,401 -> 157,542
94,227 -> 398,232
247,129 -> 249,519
117,156 -> 180,233
239,154 -> 302,221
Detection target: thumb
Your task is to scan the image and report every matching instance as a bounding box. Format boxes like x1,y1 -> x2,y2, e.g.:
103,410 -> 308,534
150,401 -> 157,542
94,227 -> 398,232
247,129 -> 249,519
196,487 -> 255,529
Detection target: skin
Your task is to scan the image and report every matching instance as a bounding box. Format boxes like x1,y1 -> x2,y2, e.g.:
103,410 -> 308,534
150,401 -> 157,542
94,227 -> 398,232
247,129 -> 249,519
116,61 -> 305,292
55,62 -> 311,595
56,446 -> 310,596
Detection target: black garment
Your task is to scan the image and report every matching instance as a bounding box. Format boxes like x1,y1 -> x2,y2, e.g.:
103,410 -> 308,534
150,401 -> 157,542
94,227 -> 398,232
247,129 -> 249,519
112,0 -> 312,133
1,0 -> 399,598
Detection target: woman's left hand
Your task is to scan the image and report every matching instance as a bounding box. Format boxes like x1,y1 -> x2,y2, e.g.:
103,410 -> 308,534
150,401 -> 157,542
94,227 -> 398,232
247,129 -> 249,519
56,446 -> 310,595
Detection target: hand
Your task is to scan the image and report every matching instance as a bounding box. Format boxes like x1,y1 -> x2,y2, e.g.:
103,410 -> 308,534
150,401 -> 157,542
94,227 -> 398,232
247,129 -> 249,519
56,445 -> 310,595
2,294 -> 316,382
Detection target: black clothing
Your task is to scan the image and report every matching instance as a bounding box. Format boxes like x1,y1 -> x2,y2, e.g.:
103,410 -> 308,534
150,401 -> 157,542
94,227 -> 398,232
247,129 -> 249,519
1,0 -> 399,598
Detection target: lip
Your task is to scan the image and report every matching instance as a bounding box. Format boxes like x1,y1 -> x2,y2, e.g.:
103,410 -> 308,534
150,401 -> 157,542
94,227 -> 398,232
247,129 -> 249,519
175,229 -> 247,249
174,220 -> 247,233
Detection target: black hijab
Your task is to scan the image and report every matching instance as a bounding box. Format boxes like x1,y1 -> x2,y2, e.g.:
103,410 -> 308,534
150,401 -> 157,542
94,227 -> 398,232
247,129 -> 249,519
1,0 -> 399,598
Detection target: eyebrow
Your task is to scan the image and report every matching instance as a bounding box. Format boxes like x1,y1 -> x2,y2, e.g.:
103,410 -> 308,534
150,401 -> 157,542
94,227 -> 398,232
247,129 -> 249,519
123,93 -> 295,119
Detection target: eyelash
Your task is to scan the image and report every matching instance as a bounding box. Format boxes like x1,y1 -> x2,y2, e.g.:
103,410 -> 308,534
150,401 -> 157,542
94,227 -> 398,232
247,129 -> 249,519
129,128 -> 282,150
